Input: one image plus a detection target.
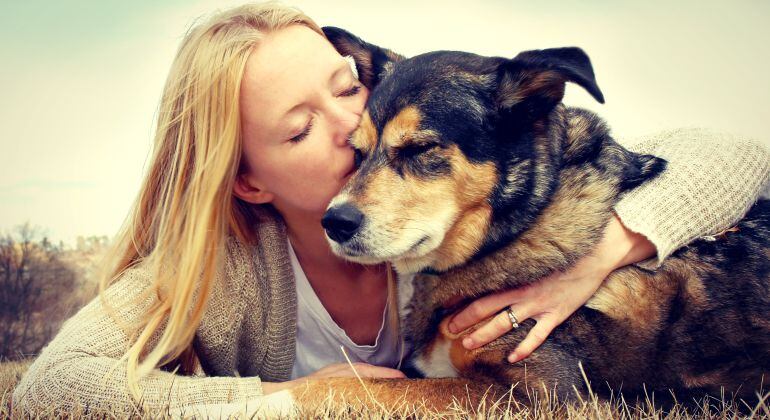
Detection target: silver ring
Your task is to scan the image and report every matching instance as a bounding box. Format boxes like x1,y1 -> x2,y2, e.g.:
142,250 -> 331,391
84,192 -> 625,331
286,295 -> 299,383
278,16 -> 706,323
505,306 -> 519,329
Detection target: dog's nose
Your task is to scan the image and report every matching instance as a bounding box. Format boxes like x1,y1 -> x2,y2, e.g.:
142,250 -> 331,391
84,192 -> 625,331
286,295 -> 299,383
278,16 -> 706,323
322,204 -> 364,243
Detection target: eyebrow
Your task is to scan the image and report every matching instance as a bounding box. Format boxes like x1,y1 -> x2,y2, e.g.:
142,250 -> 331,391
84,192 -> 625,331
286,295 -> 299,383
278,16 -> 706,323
278,60 -> 353,123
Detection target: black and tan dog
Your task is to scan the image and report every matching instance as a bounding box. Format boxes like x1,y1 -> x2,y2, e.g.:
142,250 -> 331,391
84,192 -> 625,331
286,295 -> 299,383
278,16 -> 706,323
284,28 -> 770,413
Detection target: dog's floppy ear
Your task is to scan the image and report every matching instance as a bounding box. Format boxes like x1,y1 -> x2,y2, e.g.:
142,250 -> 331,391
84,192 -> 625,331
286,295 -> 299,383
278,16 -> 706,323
497,47 -> 604,123
322,26 -> 405,90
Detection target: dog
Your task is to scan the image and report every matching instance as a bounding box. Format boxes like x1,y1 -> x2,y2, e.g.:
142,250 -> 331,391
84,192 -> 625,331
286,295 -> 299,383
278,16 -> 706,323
281,27 -> 770,414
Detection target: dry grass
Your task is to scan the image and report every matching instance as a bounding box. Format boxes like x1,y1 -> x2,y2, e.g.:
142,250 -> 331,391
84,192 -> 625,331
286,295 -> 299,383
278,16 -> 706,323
2,359 -> 769,419
2,359 -> 29,418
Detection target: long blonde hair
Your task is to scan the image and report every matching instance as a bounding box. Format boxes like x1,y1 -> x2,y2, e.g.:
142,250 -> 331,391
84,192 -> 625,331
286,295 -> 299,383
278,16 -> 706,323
97,3 -> 324,401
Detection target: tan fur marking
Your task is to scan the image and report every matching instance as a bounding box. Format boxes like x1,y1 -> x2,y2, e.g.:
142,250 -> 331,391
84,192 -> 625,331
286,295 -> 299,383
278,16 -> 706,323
382,106 -> 423,148
681,368 -> 729,389
350,111 -> 377,153
448,338 -> 474,373
683,276 -> 709,308
530,71 -> 565,100
290,377 -> 503,414
362,166 -> 453,253
424,119 -> 625,305
437,317 -> 479,374
587,259 -> 712,336
428,145 -> 498,271
566,115 -> 592,146
346,139 -> 496,272
431,205 -> 493,271
502,70 -> 564,108
505,166 -> 616,269
586,269 -> 664,333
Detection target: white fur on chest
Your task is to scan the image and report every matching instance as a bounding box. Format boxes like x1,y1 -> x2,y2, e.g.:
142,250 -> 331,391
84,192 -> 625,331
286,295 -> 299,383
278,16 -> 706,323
412,337 -> 459,378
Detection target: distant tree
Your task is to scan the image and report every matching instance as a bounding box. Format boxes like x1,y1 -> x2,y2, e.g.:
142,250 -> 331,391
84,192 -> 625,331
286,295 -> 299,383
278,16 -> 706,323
75,234 -> 109,252
0,223 -> 78,360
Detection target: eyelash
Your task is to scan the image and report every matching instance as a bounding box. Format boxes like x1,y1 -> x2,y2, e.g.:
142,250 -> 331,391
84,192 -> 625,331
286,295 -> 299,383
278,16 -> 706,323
288,84 -> 362,143
289,119 -> 314,143
339,85 -> 362,97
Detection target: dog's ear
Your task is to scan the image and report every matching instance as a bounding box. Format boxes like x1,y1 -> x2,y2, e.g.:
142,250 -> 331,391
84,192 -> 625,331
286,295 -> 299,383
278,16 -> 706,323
619,152 -> 667,191
322,26 -> 404,90
497,47 -> 604,123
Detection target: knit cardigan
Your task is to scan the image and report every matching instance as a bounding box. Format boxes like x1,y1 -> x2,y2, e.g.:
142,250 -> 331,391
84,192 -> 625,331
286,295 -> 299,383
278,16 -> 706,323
12,128 -> 770,414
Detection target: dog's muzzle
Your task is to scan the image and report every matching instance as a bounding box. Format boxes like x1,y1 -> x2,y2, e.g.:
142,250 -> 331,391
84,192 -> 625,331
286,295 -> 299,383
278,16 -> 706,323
321,203 -> 364,243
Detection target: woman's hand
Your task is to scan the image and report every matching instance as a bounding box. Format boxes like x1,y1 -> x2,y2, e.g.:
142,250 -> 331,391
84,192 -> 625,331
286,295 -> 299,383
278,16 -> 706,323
447,212 -> 657,363
264,362 -> 405,395
304,362 -> 406,379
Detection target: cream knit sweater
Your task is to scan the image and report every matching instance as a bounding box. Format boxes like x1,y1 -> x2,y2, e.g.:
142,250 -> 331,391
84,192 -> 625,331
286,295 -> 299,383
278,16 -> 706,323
12,129 -> 770,415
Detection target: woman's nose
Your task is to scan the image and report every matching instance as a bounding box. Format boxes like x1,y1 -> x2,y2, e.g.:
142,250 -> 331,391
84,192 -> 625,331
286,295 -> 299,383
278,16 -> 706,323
328,104 -> 361,147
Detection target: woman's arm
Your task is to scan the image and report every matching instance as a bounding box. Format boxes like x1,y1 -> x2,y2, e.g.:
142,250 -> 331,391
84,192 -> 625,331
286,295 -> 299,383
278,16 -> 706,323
11,266 -> 264,416
448,128 -> 770,360
615,127 -> 770,265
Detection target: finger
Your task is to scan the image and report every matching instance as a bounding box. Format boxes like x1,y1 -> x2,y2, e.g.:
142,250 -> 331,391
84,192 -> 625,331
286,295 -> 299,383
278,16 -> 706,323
366,366 -> 407,378
355,364 -> 406,378
340,362 -> 373,377
462,304 -> 532,350
507,318 -> 556,363
448,288 -> 526,334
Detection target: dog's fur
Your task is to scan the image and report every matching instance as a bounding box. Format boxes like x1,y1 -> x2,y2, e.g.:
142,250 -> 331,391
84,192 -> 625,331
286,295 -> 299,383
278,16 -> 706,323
287,28 -> 770,414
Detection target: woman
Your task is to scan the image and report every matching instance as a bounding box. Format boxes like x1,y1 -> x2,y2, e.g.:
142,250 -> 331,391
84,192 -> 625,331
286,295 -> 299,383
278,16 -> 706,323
12,2 -> 770,415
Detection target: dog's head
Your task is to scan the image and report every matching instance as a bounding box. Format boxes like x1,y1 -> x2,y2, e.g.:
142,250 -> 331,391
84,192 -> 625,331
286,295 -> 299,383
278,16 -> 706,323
320,27 -> 618,273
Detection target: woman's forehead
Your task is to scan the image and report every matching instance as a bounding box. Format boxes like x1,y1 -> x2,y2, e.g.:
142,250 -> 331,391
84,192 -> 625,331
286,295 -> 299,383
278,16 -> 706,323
242,26 -> 337,96
239,25 -> 347,136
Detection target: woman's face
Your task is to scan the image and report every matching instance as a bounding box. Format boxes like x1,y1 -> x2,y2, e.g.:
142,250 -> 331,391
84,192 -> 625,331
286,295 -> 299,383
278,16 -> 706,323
235,25 -> 368,218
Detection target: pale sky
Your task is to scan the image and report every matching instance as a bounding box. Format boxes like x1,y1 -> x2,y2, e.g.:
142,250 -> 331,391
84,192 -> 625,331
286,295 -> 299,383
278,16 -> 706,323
1,0 -> 769,245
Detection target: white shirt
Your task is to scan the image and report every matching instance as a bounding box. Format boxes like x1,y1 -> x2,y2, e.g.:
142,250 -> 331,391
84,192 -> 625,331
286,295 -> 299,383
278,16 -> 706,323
287,238 -> 414,379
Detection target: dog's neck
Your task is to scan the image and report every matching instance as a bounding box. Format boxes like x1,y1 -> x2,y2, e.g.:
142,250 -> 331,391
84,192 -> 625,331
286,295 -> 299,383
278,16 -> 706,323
413,107 -> 630,306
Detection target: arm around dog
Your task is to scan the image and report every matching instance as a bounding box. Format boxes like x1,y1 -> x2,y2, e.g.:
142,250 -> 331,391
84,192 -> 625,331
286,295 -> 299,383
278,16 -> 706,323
449,129 -> 770,359
614,127 -> 770,266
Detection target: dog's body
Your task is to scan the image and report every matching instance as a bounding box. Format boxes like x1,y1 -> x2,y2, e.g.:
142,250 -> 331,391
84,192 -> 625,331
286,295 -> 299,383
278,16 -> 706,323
404,107 -> 770,407
283,28 -> 770,414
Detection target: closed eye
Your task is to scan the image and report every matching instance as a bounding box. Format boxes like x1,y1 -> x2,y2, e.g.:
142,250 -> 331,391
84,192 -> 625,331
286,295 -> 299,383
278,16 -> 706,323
338,84 -> 362,97
289,118 -> 313,143
287,85 -> 360,144
399,142 -> 438,159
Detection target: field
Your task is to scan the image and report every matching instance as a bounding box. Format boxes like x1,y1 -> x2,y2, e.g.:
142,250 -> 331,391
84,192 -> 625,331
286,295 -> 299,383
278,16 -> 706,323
2,359 -> 769,419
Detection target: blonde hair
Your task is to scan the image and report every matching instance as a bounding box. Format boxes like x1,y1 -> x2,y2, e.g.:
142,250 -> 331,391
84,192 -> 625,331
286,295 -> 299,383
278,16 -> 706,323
97,2 -> 325,401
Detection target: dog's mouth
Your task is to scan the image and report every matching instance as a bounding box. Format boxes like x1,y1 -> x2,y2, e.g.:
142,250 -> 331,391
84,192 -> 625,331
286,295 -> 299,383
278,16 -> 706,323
409,235 -> 430,252
333,240 -> 368,258
323,195 -> 460,271
329,233 -> 434,265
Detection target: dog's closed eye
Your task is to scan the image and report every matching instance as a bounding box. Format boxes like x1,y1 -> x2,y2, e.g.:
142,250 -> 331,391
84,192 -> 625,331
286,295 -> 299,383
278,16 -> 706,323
399,142 -> 439,159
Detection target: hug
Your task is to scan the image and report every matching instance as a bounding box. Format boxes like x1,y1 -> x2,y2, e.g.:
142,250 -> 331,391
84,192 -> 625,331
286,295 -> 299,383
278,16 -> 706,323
12,2 -> 770,417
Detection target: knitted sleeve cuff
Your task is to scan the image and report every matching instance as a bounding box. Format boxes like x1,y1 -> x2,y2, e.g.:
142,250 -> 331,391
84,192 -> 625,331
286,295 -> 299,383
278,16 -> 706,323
161,374 -> 265,414
614,128 -> 770,267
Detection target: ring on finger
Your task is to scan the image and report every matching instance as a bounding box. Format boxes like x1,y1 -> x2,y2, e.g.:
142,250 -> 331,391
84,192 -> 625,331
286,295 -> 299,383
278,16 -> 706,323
505,306 -> 519,329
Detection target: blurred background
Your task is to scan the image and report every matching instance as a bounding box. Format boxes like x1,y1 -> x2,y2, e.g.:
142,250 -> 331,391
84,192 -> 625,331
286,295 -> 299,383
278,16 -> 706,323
2,0 -> 769,245
0,0 -> 768,359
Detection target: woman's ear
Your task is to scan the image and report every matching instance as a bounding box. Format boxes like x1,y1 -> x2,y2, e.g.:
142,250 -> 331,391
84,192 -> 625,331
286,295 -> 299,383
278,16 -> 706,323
232,173 -> 274,204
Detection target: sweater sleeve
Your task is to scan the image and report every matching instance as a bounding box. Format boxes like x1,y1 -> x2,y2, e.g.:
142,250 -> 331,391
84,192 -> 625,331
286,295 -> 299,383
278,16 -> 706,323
11,266 -> 266,416
613,127 -> 770,266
